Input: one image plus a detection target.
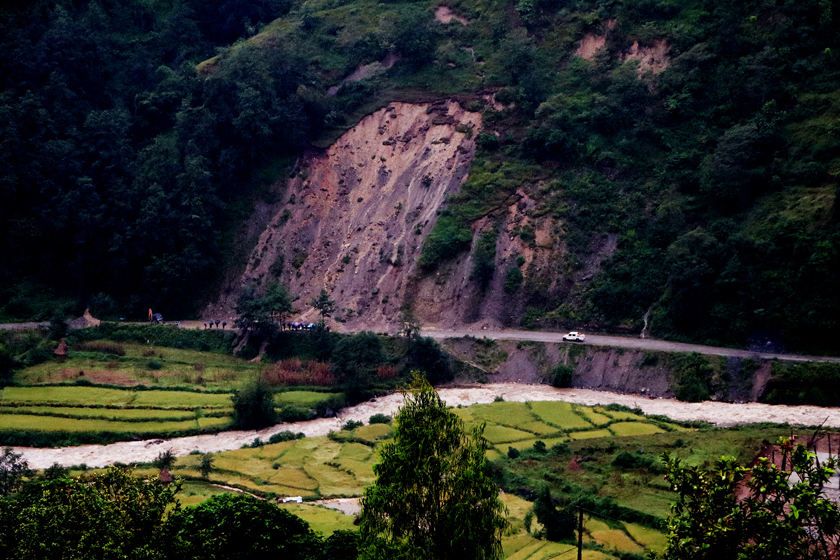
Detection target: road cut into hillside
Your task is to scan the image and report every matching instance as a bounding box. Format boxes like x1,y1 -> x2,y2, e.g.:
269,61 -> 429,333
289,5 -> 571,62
15,383 -> 840,469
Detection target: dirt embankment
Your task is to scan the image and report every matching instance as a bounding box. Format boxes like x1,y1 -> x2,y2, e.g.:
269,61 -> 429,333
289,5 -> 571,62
442,337 -> 772,401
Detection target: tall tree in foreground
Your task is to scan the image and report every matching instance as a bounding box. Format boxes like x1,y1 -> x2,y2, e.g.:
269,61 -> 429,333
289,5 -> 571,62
359,373 -> 507,560
658,438 -> 840,560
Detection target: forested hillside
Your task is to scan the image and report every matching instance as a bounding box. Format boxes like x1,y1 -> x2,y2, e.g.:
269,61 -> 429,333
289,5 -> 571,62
1,0 -> 838,352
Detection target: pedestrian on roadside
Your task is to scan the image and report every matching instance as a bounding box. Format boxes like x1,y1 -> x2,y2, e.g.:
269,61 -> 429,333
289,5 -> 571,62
215,320 -> 220,328
222,321 -> 227,329
203,322 -> 207,329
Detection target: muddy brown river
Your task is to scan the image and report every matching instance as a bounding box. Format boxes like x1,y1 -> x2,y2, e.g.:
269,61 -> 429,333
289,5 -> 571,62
14,384 -> 840,470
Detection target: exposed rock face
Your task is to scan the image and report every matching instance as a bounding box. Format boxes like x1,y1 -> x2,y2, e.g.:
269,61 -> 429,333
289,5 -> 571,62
621,39 -> 670,74
221,101 -> 481,331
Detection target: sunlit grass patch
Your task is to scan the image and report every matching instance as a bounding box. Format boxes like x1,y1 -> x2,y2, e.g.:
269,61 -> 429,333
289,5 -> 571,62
486,448 -> 503,461
353,423 -> 392,442
0,406 -> 195,421
622,522 -> 667,552
334,458 -> 376,484
277,439 -> 319,466
602,410 -> 646,422
501,493 -> 536,522
581,550 -> 616,560
250,440 -> 298,460
269,467 -> 318,490
569,429 -> 613,440
337,442 -> 373,462
197,416 -> 231,429
307,439 -> 343,463
585,517 -> 610,532
177,480 -> 234,508
578,409 -> 612,426
609,422 -> 664,437
483,424 -> 536,443
132,391 -> 231,409
590,529 -> 644,554
504,438 -> 543,451
0,386 -> 132,406
529,402 -> 592,430
277,503 -> 357,536
276,391 -> 343,406
526,541 -> 576,560
304,463 -> 361,497
212,456 -> 275,480
0,414 -> 201,433
506,539 -> 547,560
221,475 -> 309,497
451,407 -> 475,422
519,420 -> 563,435
470,402 -> 537,426
502,533 -> 539,559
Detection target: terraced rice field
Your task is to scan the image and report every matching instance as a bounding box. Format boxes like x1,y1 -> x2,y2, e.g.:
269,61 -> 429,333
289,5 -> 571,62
150,400 -> 683,559
451,401 -> 684,454
0,386 -> 342,438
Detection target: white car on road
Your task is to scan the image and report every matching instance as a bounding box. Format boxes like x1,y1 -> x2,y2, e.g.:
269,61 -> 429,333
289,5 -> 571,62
562,331 -> 585,342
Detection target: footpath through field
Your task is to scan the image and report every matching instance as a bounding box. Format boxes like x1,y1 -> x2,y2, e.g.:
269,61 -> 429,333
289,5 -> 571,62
421,328 -> 840,363
15,383 -> 840,469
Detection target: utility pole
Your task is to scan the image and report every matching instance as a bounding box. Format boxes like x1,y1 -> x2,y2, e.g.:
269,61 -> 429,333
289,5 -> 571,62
577,504 -> 583,560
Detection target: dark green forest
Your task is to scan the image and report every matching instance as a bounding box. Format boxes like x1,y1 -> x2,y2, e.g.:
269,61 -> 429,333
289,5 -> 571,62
1,0 -> 838,352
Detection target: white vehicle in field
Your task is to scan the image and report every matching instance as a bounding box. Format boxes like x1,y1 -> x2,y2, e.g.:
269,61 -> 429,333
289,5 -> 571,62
562,331 -> 585,342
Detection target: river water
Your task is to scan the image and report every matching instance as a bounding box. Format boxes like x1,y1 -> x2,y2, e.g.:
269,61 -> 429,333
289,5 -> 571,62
16,383 -> 840,469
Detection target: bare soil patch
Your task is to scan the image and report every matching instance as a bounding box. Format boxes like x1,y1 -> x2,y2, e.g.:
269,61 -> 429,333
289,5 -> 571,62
435,6 -> 468,25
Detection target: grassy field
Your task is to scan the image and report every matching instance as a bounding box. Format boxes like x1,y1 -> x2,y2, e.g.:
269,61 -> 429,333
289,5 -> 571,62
14,341 -> 259,389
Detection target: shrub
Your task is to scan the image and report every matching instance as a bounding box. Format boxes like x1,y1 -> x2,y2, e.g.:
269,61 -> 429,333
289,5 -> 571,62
369,413 -> 391,425
146,361 -> 162,370
551,364 -> 573,387
508,446 -> 520,459
76,341 -> 126,356
263,359 -> 335,386
277,406 -> 311,423
375,365 -> 399,380
503,267 -> 523,293
612,451 -> 654,470
417,213 -> 472,269
342,420 -> 363,431
152,449 -> 176,470
268,431 -> 304,444
231,379 -> 277,429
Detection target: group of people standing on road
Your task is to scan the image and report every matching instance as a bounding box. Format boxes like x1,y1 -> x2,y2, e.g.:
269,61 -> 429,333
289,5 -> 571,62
203,320 -> 226,329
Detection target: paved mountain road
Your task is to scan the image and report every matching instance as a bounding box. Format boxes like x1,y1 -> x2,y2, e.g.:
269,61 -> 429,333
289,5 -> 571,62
2,320 -> 836,363
421,328 -> 840,363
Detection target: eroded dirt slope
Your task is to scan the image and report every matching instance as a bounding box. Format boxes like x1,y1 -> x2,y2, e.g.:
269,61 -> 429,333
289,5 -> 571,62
211,101 -> 481,330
